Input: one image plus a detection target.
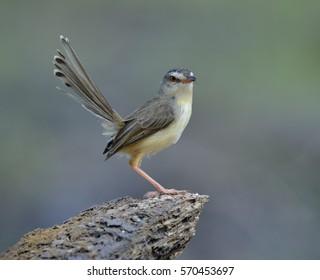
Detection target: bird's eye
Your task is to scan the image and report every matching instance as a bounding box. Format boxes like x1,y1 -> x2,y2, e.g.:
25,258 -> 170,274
169,76 -> 178,82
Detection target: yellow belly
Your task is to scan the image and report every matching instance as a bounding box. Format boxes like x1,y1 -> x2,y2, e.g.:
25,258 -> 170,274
122,95 -> 192,167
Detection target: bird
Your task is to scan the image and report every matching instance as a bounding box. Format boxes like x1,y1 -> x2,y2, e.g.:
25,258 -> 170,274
53,35 -> 196,196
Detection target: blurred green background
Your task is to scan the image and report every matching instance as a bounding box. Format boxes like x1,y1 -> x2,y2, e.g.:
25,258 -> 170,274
1,0 -> 320,259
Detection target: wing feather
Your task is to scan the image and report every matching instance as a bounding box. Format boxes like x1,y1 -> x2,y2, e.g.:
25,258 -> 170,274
104,96 -> 175,158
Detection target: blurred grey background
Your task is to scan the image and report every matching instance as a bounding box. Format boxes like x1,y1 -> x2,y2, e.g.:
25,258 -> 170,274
1,0 -> 320,259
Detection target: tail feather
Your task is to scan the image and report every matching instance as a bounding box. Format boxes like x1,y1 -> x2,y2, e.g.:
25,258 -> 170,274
53,35 -> 123,136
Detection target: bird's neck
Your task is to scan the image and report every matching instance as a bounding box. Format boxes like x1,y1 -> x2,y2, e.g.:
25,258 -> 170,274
175,84 -> 193,107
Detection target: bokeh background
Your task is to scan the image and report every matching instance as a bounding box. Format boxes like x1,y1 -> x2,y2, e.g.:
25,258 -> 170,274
1,0 -> 320,259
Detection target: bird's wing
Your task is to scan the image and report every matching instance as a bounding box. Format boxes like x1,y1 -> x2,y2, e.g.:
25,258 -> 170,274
104,96 -> 175,158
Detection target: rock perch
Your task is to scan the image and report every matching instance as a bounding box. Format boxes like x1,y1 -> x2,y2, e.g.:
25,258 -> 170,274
0,193 -> 209,259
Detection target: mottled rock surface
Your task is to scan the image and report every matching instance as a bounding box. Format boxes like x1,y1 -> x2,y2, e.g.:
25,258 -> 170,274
1,193 -> 209,260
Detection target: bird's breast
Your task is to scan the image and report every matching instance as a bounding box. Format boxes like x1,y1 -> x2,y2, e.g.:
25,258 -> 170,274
121,90 -> 193,162
169,94 -> 193,144
134,93 -> 193,155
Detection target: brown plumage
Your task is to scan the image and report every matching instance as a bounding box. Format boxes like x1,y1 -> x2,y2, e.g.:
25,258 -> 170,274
53,35 -> 196,196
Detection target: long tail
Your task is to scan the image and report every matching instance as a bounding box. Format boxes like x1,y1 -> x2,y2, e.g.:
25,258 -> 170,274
53,35 -> 123,136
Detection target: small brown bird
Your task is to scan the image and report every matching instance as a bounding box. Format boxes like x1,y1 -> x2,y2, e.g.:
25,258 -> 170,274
53,35 -> 196,196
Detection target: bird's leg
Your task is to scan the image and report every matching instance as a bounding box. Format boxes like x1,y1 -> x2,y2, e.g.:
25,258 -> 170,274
131,165 -> 168,193
131,165 -> 187,197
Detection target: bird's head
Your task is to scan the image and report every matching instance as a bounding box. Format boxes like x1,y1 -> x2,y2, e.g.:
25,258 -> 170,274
159,68 -> 196,96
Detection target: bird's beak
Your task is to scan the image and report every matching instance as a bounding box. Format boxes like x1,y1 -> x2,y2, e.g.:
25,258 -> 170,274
182,75 -> 197,84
